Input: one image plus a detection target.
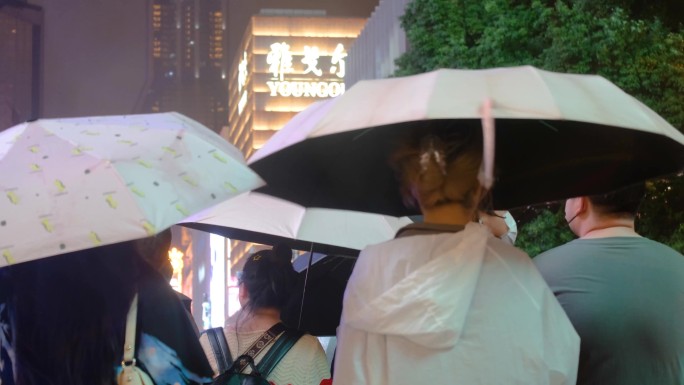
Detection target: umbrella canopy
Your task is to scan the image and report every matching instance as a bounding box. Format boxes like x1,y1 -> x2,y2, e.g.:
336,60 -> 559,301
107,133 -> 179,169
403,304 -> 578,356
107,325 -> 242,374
283,252 -> 356,336
180,192 -> 409,336
249,66 -> 684,216
179,192 -> 411,256
0,112 -> 264,266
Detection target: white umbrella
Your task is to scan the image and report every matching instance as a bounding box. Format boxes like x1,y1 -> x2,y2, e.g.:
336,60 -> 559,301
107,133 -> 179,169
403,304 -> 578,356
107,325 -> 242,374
249,66 -> 684,216
180,191 -> 412,335
0,112 -> 264,266
180,191 -> 412,256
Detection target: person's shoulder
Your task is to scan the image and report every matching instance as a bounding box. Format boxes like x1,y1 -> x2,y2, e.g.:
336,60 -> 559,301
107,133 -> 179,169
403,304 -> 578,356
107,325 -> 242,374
281,333 -> 328,366
639,236 -> 682,252
531,241 -> 590,281
355,237 -> 408,267
290,333 -> 324,351
637,237 -> 684,260
533,240 -> 582,264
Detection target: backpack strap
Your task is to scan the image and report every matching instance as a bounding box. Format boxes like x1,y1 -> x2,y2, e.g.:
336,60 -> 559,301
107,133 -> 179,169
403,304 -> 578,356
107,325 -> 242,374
205,327 -> 233,375
255,328 -> 305,377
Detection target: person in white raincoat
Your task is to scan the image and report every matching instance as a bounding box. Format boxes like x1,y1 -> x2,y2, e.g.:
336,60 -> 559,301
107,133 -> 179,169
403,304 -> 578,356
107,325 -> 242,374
333,128 -> 579,385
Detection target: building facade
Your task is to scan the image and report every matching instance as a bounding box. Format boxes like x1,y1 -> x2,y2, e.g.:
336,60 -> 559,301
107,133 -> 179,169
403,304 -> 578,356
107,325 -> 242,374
221,13 -> 365,298
225,1 -> 379,79
0,2 -> 42,131
224,13 -> 365,157
345,0 -> 411,88
143,0 -> 229,133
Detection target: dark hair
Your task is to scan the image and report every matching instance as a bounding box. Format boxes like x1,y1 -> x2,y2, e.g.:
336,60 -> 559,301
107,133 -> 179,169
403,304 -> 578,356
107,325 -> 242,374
390,125 -> 483,211
3,241 -> 144,385
240,244 -> 297,312
587,182 -> 646,218
134,229 -> 173,280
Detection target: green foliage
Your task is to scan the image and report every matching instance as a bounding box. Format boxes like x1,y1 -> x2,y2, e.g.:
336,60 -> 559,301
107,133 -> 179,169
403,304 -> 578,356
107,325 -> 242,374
637,174 -> 684,253
396,0 -> 684,256
514,208 -> 575,257
394,0 -> 469,75
541,5 -> 684,129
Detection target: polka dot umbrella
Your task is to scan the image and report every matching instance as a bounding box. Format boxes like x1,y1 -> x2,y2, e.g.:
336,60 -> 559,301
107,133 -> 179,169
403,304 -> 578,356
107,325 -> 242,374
0,112 -> 264,266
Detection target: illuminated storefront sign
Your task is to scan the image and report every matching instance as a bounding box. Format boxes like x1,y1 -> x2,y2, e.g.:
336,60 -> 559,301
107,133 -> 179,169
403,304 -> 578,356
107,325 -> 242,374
330,43 -> 347,78
265,42 -> 347,98
266,80 -> 344,97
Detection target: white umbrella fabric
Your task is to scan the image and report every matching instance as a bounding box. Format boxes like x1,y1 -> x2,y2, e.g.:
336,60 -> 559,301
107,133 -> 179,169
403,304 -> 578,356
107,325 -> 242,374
180,192 -> 412,256
0,112 -> 264,266
180,191 -> 412,335
249,66 -> 684,216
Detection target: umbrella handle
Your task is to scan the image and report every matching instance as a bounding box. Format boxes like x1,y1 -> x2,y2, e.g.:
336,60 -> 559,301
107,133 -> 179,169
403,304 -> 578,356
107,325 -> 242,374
479,98 -> 496,190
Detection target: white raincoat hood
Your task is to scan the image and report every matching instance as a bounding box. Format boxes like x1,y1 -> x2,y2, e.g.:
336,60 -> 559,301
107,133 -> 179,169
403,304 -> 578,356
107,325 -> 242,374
341,223 -> 488,349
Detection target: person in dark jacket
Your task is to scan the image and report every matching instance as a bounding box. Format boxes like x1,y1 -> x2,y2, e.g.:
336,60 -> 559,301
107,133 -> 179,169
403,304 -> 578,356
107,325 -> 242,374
0,239 -> 213,385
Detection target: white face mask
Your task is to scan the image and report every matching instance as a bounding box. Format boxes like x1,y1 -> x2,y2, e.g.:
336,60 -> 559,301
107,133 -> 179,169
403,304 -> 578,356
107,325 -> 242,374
565,199 -> 580,224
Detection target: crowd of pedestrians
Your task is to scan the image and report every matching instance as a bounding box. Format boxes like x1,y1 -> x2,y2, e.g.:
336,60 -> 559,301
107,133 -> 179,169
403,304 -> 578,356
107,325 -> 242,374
1,94 -> 683,385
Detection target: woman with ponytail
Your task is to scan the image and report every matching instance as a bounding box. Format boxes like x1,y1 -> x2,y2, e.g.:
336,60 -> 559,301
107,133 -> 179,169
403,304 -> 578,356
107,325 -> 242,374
332,126 -> 580,385
200,244 -> 331,385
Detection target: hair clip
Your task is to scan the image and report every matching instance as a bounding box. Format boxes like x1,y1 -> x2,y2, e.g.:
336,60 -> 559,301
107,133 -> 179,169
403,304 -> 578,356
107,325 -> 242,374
419,136 -> 447,175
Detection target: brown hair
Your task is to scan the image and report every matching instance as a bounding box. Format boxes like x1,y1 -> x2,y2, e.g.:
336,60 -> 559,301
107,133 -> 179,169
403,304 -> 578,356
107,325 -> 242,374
133,229 -> 173,280
390,126 -> 483,211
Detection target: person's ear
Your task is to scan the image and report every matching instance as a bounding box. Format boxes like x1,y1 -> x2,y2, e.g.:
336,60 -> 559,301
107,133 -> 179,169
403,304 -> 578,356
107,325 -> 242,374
577,196 -> 590,215
565,196 -> 588,224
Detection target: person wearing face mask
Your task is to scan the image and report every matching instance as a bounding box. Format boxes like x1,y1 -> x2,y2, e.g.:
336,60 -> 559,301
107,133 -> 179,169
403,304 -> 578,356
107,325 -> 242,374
534,183 -> 684,385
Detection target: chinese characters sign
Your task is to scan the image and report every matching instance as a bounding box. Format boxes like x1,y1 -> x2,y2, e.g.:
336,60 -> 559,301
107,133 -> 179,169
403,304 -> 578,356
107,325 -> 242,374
266,42 -> 347,98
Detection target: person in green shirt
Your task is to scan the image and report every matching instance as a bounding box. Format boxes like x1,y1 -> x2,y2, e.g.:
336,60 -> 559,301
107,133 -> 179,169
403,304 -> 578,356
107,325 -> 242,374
534,183 -> 684,385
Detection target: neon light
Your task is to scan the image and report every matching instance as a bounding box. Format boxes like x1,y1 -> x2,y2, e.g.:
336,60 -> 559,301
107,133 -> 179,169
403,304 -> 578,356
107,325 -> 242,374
266,81 -> 345,98
266,42 -> 294,81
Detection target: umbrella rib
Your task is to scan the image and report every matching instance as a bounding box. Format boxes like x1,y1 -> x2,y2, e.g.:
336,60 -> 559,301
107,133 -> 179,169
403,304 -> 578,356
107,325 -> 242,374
538,120 -> 559,132
298,241 -> 316,330
351,127 -> 376,141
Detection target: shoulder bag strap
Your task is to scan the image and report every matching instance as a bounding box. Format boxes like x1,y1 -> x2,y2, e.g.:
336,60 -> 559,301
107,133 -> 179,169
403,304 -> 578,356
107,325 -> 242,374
205,327 -> 233,374
122,293 -> 139,367
233,322 -> 286,373
255,328 -> 305,377
118,293 -> 154,385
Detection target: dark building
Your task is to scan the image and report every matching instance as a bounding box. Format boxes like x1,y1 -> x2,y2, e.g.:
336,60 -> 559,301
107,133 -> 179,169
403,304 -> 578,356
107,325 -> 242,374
142,0 -> 229,133
141,0 -> 379,134
0,0 -> 42,131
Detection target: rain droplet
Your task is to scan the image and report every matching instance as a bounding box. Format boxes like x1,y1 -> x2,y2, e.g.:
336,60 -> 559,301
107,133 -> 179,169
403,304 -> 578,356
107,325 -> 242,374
59,243 -> 66,250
